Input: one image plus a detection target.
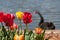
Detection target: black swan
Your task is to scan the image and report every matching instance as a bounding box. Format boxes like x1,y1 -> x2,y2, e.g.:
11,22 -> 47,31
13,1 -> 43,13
34,11 -> 55,30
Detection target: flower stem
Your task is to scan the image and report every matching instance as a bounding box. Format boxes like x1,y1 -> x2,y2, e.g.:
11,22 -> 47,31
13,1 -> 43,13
26,24 -> 28,31
20,20 -> 22,34
18,20 -> 22,35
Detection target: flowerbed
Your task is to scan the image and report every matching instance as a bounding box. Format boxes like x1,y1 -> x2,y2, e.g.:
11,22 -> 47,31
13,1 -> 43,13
0,11 -> 50,40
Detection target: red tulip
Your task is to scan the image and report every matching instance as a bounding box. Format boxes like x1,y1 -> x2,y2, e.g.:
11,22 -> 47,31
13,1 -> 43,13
10,14 -> 15,20
5,20 -> 13,27
10,23 -> 18,30
0,11 -> 4,22
4,13 -> 15,21
3,13 -> 15,27
23,12 -> 32,24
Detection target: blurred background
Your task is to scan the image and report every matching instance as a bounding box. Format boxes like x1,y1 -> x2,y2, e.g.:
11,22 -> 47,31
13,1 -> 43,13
0,0 -> 60,30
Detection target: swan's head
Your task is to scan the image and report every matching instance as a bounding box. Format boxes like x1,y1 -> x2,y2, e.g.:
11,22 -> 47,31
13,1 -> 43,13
33,10 -> 40,14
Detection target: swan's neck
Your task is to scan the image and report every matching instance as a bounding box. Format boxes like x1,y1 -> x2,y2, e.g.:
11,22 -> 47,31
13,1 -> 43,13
37,12 -> 44,24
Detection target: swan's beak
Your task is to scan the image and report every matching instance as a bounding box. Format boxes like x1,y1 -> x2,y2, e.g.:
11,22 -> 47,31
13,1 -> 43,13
33,11 -> 36,14
33,11 -> 37,14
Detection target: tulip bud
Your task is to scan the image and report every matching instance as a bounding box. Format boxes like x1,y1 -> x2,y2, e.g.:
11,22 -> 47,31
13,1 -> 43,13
10,23 -> 18,30
35,28 -> 42,34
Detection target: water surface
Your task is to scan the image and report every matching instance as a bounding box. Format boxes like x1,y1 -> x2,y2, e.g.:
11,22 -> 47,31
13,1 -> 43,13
0,0 -> 60,29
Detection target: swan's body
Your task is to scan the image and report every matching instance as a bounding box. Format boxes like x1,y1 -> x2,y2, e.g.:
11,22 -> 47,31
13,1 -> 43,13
35,11 -> 55,30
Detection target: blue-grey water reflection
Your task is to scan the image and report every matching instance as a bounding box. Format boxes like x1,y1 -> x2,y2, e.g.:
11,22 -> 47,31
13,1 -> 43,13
0,0 -> 60,30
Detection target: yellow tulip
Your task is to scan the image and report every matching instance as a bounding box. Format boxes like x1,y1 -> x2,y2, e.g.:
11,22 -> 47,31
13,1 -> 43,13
14,34 -> 24,40
19,35 -> 24,40
14,34 -> 19,40
16,11 -> 24,20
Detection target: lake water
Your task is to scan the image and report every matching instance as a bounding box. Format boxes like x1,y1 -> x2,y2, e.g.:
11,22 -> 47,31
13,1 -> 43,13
0,0 -> 60,30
